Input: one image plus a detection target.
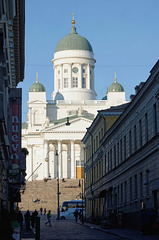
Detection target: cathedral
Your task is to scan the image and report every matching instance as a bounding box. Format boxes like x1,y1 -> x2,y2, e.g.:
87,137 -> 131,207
22,16 -> 128,181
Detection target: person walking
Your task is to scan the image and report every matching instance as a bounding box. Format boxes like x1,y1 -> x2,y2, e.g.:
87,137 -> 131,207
24,210 -> 30,230
45,210 -> 52,226
44,208 -> 46,215
74,209 -> 78,222
40,207 -> 43,215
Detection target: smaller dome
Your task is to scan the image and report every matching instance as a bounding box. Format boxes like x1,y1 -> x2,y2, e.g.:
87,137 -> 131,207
108,73 -> 124,92
102,95 -> 107,100
29,73 -> 46,92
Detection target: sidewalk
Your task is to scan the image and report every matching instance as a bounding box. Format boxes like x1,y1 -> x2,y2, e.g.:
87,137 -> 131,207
77,221 -> 159,240
21,226 -> 35,240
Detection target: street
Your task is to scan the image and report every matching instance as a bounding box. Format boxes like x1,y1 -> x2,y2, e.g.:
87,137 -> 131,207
40,215 -> 122,240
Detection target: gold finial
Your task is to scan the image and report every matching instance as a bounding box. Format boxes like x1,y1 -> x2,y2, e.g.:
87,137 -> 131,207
115,72 -> 117,83
36,72 -> 39,83
72,12 -> 75,27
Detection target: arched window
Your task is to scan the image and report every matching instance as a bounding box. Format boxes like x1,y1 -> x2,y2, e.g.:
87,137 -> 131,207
34,110 -> 42,125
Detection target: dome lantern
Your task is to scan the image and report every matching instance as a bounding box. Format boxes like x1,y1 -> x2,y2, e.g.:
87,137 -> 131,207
29,72 -> 46,92
55,14 -> 93,53
108,73 -> 124,92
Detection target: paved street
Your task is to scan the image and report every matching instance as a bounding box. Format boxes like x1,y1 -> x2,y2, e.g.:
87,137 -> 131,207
39,214 -> 159,240
40,219 -> 122,240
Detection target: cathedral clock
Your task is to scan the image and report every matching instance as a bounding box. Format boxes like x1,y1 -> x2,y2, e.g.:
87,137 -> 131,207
72,67 -> 78,73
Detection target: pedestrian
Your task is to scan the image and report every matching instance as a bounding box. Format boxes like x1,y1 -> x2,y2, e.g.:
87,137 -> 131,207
24,210 -> 30,230
40,207 -> 43,215
44,208 -> 46,215
74,209 -> 78,222
45,210 -> 52,226
30,212 -> 36,229
17,210 -> 23,227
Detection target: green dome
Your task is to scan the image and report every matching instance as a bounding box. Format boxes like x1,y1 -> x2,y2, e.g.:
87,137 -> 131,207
55,26 -> 93,53
29,81 -> 46,92
108,81 -> 124,92
102,95 -> 107,100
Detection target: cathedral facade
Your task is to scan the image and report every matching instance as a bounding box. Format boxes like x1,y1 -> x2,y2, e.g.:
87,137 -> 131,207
22,17 -> 128,181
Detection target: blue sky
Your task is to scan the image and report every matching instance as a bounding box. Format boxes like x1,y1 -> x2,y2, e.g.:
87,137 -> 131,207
18,0 -> 159,122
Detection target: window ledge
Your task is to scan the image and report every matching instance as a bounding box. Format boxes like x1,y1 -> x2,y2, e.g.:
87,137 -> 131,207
145,195 -> 150,199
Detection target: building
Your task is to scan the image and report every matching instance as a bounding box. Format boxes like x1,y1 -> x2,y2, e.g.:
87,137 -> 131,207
82,60 -> 159,229
0,0 -> 25,224
22,16 -> 128,181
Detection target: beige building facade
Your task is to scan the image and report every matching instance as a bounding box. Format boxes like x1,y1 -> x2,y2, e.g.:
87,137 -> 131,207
83,61 -> 159,229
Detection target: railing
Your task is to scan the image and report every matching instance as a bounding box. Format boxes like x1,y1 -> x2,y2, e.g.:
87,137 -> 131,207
47,100 -> 107,105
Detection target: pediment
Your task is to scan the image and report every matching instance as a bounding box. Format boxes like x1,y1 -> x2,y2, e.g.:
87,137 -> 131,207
28,100 -> 47,104
42,117 -> 93,133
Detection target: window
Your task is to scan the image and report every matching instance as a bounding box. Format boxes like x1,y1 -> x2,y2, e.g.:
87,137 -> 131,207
153,104 -> 157,135
83,69 -> 85,73
139,120 -> 142,147
101,128 -> 103,138
134,125 -> 137,152
96,136 -> 98,150
114,145 -> 116,168
120,139 -> 122,163
58,79 -> 60,89
145,113 -> 148,143
73,77 -> 78,88
9,32 -> 13,37
64,78 -> 68,88
140,172 -> 143,197
82,78 -> 86,88
110,149 -> 112,170
117,142 -> 119,165
93,139 -> 95,153
124,181 -> 127,203
90,79 -> 93,89
117,185 -> 120,205
64,69 -> 68,73
124,135 -> 126,160
58,70 -> 60,74
108,151 -> 110,172
146,170 -> 149,196
134,174 -> 137,199
129,130 -> 132,155
130,177 -> 132,201
121,183 -> 123,204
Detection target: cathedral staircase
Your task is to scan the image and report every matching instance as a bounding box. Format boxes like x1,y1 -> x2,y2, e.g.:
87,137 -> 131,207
19,179 -> 83,213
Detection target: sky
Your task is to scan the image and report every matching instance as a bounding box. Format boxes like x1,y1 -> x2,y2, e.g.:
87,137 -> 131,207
18,0 -> 159,122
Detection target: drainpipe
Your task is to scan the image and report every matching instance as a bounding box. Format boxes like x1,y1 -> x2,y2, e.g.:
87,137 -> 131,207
87,131 -> 94,218
99,114 -> 106,135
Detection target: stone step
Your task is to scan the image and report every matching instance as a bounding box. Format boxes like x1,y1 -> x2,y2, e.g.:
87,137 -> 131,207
19,179 -> 83,214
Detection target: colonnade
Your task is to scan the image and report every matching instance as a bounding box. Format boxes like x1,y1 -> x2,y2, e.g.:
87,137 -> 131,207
27,140 -> 84,181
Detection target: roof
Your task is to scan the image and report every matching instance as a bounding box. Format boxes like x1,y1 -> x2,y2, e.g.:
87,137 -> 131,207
108,81 -> 124,92
55,26 -> 93,53
50,115 -> 94,126
29,74 -> 46,92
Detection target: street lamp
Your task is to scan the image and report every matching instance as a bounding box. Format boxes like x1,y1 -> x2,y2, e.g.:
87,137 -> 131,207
55,150 -> 60,220
47,149 -> 70,220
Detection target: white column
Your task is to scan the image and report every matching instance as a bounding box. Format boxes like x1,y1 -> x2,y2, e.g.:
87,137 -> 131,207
71,140 -> 75,178
79,63 -> 82,88
44,141 -> 49,179
69,63 -> 72,88
87,64 -> 90,89
28,145 -> 33,181
60,65 -> 63,89
54,66 -> 57,91
58,141 -> 62,179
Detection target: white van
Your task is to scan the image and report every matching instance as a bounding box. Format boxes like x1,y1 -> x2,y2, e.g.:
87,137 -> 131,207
60,199 -> 85,220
